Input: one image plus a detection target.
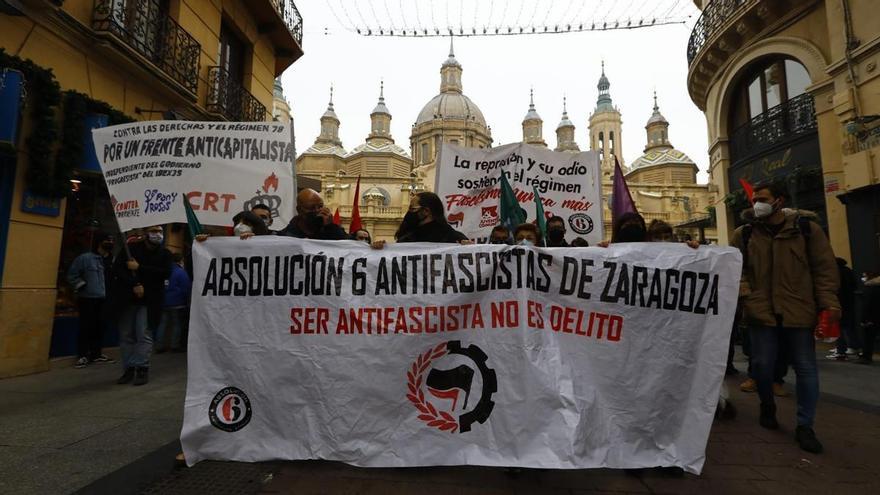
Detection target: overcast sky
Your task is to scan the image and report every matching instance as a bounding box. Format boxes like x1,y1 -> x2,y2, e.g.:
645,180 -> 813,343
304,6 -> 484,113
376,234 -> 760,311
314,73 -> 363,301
280,2 -> 709,181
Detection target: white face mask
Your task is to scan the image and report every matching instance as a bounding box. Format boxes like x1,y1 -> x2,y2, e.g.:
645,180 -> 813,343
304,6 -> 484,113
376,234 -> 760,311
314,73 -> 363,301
234,223 -> 253,236
517,239 -> 535,247
753,201 -> 775,218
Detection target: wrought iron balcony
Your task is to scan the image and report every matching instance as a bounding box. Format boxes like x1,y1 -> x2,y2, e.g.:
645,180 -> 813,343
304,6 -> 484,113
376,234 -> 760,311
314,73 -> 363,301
730,93 -> 817,163
93,0 -> 200,95
207,67 -> 267,122
271,0 -> 303,47
687,0 -> 748,65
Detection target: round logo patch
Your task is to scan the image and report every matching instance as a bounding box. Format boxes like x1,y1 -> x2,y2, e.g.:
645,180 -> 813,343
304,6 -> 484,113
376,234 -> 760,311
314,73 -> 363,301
208,387 -> 252,432
568,213 -> 594,235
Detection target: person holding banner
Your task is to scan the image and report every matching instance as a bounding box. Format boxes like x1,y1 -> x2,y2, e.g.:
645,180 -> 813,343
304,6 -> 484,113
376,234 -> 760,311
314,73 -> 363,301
110,225 -> 172,386
395,192 -> 469,244
278,189 -> 349,240
513,223 -> 542,247
489,225 -> 512,245
731,181 -> 839,454
545,216 -> 569,247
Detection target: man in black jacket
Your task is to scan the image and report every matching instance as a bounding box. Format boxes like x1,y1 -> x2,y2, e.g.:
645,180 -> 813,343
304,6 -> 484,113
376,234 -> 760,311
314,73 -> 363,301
278,189 -> 349,240
394,192 -> 469,244
111,225 -> 172,386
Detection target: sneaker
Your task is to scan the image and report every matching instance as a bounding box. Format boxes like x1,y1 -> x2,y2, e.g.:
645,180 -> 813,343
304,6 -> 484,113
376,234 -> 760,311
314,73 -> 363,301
74,357 -> 89,369
795,426 -> 823,453
90,354 -> 116,364
825,349 -> 847,360
739,378 -> 756,393
116,368 -> 135,384
133,367 -> 149,386
772,383 -> 789,397
846,348 -> 860,356
759,403 -> 779,430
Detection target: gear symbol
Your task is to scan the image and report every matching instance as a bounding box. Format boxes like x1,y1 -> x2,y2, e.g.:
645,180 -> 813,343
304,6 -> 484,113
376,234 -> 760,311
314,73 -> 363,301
445,341 -> 497,432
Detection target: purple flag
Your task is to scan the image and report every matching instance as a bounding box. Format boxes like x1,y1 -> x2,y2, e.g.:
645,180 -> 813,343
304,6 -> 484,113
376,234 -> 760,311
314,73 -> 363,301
611,157 -> 638,222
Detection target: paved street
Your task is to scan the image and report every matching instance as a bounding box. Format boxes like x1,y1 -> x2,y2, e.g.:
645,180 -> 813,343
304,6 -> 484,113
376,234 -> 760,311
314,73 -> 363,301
1,345 -> 878,495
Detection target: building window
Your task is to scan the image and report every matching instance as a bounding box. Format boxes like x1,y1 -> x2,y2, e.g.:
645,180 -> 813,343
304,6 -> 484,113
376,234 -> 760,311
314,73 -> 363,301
421,143 -> 429,164
730,57 -> 811,129
219,21 -> 246,86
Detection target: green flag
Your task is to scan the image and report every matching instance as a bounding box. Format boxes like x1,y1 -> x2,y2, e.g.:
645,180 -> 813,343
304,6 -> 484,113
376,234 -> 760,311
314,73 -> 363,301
499,171 -> 525,233
184,194 -> 203,238
532,185 -> 546,244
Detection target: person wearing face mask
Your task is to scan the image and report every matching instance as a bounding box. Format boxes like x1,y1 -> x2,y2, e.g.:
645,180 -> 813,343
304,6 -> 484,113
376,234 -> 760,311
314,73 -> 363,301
110,225 -> 173,386
545,216 -> 569,247
67,232 -> 118,368
250,204 -> 274,231
278,189 -> 349,240
232,211 -> 271,239
489,226 -> 512,245
610,212 -> 648,243
392,192 -> 469,244
731,181 -> 839,453
353,229 -> 372,244
513,223 -> 541,247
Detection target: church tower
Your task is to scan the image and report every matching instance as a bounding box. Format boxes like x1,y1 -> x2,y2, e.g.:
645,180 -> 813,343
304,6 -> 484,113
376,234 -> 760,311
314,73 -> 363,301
588,62 -> 624,178
644,90 -> 670,152
521,88 -> 546,147
367,80 -> 393,146
555,96 -> 580,153
316,85 -> 343,149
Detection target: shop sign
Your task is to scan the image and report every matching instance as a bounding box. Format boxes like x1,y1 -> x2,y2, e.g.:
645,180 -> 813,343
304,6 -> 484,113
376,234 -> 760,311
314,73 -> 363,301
728,138 -> 821,192
21,189 -> 61,216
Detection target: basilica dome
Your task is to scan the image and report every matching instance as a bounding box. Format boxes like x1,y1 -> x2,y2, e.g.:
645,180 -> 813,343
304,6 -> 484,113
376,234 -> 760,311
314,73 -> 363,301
415,93 -> 487,127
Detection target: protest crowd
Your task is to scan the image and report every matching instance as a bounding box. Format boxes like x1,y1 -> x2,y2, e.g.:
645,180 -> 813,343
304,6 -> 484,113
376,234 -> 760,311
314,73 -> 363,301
67,173 -> 879,465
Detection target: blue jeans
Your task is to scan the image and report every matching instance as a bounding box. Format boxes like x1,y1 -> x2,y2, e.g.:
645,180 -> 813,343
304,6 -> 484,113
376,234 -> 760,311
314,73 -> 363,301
118,306 -> 152,368
749,325 -> 818,427
155,307 -> 186,350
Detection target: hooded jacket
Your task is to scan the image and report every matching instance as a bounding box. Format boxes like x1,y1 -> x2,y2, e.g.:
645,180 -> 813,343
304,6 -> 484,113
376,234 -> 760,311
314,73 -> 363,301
731,208 -> 839,328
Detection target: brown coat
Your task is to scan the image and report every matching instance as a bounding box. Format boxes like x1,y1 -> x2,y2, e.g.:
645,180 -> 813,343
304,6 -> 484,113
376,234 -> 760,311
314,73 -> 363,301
731,209 -> 840,328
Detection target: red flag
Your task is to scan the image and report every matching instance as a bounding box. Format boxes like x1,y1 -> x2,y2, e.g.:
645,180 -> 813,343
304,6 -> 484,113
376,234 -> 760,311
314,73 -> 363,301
332,208 -> 341,225
349,176 -> 362,234
738,178 -> 754,203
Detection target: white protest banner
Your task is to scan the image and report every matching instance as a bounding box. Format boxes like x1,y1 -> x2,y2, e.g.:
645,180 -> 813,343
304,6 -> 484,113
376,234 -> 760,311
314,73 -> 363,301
181,238 -> 741,474
434,143 -> 603,244
92,121 -> 295,231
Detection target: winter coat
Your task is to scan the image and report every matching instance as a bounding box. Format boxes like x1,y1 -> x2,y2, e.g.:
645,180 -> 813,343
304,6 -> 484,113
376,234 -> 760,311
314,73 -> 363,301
108,241 -> 172,329
731,208 -> 840,328
278,216 -> 350,240
164,264 -> 192,308
67,252 -> 107,299
396,221 -> 468,244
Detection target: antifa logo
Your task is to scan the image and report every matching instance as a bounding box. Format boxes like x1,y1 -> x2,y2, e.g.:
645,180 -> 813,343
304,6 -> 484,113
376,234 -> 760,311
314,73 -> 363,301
568,213 -> 594,235
208,387 -> 252,432
243,173 -> 282,220
479,206 -> 499,228
447,211 -> 465,228
407,341 -> 497,433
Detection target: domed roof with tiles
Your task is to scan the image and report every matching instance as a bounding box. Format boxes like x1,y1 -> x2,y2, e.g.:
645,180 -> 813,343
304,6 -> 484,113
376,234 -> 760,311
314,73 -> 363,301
414,40 -> 489,130
630,148 -> 695,171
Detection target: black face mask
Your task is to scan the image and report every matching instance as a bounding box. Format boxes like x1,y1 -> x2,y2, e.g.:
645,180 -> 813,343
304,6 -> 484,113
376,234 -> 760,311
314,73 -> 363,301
400,210 -> 422,232
306,212 -> 324,231
547,228 -> 565,242
616,225 -> 646,243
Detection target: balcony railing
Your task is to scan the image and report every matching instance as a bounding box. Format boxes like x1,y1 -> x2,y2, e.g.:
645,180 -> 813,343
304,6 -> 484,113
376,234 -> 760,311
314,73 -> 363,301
207,67 -> 267,122
271,0 -> 304,47
687,0 -> 748,65
93,0 -> 200,95
730,93 -> 817,162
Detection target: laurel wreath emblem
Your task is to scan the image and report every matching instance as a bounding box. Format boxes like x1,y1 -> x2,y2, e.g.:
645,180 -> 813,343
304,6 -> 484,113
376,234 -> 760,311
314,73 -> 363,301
406,342 -> 459,433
